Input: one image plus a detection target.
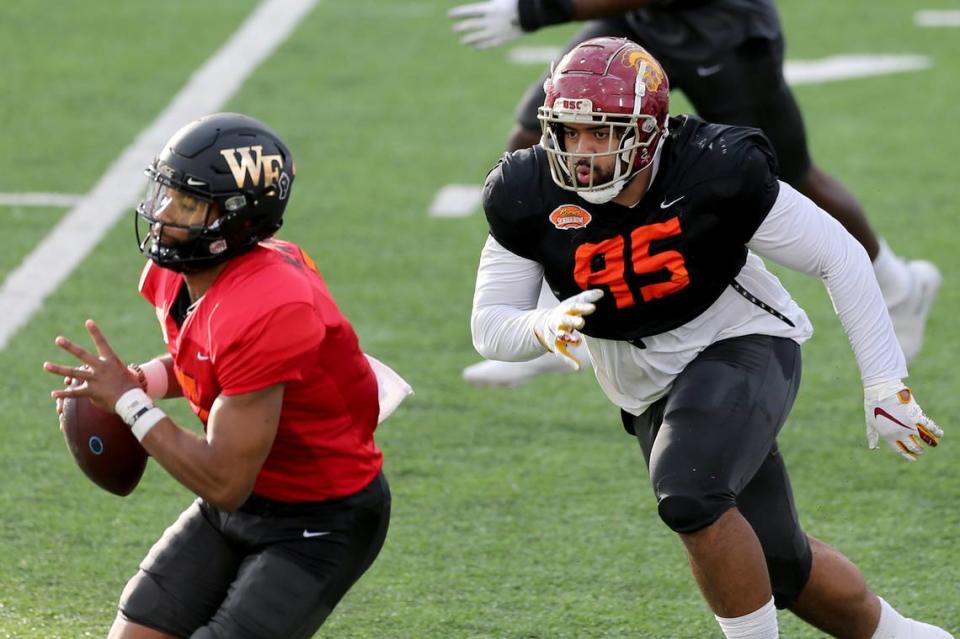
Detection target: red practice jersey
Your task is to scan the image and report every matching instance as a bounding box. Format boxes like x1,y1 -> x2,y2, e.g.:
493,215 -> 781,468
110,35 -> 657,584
139,239 -> 382,502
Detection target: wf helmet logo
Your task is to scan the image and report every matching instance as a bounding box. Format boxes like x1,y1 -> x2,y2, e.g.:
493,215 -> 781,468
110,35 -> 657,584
219,145 -> 285,194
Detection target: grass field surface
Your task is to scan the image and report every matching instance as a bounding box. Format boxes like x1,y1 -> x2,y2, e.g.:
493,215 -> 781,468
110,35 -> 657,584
1,1 -> 957,637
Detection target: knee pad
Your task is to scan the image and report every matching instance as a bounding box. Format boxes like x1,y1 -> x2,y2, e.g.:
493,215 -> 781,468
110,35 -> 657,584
657,491 -> 734,534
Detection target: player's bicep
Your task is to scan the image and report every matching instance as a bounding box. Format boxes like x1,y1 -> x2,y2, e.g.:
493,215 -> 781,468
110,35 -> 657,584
473,235 -> 544,312
206,383 -> 285,492
747,182 -> 852,275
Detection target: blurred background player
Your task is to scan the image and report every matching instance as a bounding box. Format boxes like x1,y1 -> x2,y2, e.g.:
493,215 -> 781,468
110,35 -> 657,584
470,36 -> 952,638
451,0 -> 942,386
44,113 -> 409,639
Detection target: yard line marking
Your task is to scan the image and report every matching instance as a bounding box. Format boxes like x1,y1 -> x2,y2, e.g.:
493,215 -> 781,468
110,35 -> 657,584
508,47 -> 931,84
784,54 -> 931,85
429,185 -> 483,218
509,46 -> 563,65
0,0 -> 319,352
915,10 -> 960,27
0,193 -> 84,207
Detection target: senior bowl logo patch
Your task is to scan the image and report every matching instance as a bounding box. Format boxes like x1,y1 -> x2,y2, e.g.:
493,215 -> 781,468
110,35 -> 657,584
549,205 -> 592,230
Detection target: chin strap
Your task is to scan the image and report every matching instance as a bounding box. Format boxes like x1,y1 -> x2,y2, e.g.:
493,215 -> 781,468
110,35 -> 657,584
576,131 -> 668,205
577,180 -> 626,204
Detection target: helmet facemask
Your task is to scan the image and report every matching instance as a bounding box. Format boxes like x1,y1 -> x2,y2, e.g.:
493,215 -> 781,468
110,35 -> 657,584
539,107 -> 662,204
136,170 -> 232,273
537,38 -> 671,204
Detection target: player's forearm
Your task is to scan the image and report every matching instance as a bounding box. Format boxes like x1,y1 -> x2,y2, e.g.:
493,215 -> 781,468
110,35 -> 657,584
472,304 -> 552,360
472,235 -> 552,360
815,232 -> 906,386
140,420 -> 255,511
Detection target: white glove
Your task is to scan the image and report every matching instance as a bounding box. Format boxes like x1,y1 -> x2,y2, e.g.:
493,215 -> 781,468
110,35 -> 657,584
533,289 -> 603,370
449,0 -> 524,49
864,380 -> 943,462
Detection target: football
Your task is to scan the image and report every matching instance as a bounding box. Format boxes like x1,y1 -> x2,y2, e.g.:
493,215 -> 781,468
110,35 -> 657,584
61,394 -> 148,496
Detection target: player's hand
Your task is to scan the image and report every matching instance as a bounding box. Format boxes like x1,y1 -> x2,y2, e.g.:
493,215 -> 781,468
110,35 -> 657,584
534,289 -> 603,371
864,380 -> 943,462
449,0 -> 524,49
56,376 -> 73,417
43,320 -> 139,413
55,373 -> 82,431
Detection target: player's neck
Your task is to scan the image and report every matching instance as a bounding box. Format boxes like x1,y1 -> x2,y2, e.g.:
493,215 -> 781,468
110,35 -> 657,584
611,166 -> 653,208
184,261 -> 229,303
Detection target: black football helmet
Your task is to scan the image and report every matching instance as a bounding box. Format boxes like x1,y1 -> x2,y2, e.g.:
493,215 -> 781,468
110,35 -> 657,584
136,112 -> 295,272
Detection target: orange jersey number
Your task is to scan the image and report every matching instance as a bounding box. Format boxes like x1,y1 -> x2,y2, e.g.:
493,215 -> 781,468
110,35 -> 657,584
573,216 -> 689,309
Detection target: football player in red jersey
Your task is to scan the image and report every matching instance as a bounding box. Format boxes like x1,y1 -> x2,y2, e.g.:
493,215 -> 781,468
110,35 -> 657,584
470,38 -> 952,639
452,0 -> 941,386
44,113 -> 409,639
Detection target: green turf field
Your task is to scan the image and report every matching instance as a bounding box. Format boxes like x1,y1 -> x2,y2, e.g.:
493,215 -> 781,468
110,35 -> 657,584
1,0 -> 957,637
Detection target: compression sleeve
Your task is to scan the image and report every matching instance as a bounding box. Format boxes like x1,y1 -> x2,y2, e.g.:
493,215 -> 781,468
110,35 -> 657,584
471,235 -> 553,361
747,182 -> 907,385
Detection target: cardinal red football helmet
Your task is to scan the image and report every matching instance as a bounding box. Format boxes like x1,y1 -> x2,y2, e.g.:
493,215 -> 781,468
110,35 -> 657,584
539,37 -> 670,203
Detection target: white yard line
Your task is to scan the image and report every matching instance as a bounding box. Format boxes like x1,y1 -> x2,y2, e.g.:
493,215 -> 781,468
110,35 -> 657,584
0,0 -> 318,352
507,47 -> 932,86
508,46 -> 564,65
915,10 -> 960,26
0,193 -> 84,207
784,54 -> 930,85
429,185 -> 484,218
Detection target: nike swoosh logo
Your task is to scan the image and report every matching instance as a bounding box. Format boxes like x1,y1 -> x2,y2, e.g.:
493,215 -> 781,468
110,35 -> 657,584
696,64 -> 723,77
302,530 -> 331,538
660,195 -> 685,209
186,177 -> 206,186
874,407 -> 913,430
197,353 -> 210,361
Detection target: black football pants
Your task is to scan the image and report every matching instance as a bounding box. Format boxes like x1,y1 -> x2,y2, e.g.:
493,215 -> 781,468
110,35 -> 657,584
621,334 -> 812,608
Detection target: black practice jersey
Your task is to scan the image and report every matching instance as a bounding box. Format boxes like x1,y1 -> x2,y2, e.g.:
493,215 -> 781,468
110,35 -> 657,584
483,115 -> 780,341
625,0 -> 780,62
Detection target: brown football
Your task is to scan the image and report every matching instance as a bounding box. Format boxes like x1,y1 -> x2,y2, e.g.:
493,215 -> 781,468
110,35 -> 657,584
61,394 -> 147,496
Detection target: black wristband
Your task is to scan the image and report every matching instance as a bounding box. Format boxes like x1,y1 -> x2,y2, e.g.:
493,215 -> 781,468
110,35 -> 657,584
517,0 -> 576,32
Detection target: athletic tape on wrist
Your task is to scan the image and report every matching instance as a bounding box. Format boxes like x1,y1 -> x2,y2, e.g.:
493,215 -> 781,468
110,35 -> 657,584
130,407 -> 166,442
115,388 -> 166,442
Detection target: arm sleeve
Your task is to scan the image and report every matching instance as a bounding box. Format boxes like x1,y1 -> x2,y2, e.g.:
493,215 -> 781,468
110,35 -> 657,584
471,235 -> 553,361
746,182 -> 907,385
216,302 -> 325,396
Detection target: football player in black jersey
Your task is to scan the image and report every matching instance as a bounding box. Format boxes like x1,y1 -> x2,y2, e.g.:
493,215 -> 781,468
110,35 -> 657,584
452,0 -> 941,386
470,38 -> 952,639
